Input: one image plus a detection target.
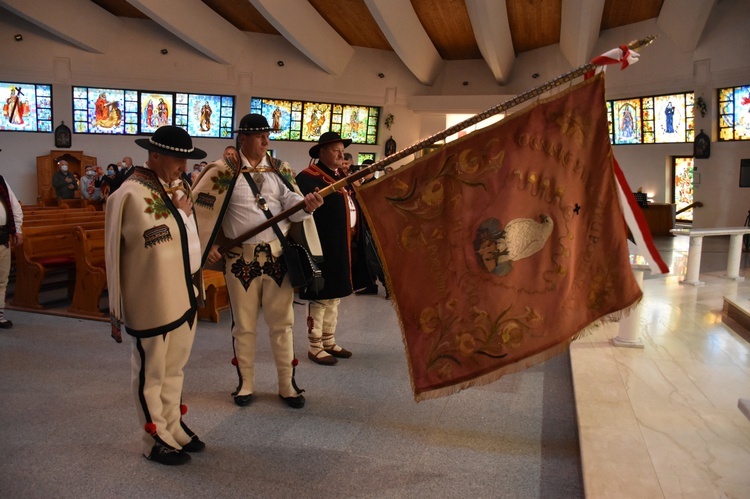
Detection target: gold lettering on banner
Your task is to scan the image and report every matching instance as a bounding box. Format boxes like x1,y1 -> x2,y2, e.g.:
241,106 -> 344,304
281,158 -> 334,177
517,133 -> 586,181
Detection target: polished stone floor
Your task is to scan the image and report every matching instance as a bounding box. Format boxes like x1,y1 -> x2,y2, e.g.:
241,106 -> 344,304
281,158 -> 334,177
2,235 -> 749,498
572,235 -> 750,497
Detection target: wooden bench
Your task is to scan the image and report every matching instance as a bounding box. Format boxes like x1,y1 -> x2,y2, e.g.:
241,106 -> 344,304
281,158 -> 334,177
21,205 -> 95,215
199,269 -> 229,323
671,227 -> 750,285
68,227 -> 107,318
12,220 -> 105,309
24,212 -> 105,226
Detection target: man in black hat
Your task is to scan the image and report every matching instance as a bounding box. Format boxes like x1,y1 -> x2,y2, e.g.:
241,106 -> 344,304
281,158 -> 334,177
193,113 -> 323,409
296,131 -> 355,365
105,125 -> 207,466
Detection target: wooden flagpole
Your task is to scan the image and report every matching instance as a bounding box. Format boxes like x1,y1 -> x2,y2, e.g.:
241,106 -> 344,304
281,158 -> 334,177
218,36 -> 655,254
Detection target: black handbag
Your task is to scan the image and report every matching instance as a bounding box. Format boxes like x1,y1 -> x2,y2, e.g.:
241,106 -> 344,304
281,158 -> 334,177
244,172 -> 324,293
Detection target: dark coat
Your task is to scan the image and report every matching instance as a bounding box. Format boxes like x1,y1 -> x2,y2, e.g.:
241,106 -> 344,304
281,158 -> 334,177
296,162 -> 353,299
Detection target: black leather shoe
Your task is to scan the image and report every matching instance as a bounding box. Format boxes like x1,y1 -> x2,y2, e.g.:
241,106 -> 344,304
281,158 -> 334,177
233,394 -> 254,407
147,443 -> 191,466
0,319 -> 13,329
181,436 -> 206,453
279,394 -> 305,409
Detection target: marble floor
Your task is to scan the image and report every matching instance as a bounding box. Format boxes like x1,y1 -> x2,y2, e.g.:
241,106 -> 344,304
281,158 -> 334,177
571,236 -> 750,498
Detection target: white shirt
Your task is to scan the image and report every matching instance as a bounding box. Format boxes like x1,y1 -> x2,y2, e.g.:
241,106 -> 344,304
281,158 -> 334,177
0,183 -> 23,234
221,152 -> 309,243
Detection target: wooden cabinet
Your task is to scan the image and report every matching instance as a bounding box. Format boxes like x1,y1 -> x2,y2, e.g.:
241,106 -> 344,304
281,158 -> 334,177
36,150 -> 97,205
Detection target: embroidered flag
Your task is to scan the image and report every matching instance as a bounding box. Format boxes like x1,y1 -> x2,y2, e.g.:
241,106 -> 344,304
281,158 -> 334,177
357,74 -> 653,401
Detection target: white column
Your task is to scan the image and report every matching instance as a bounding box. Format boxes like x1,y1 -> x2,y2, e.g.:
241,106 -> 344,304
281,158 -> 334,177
726,234 -> 745,281
682,235 -> 705,286
613,268 -> 645,348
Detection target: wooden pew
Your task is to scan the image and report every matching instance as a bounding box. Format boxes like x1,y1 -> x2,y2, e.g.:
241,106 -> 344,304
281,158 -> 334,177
199,270 -> 229,323
24,212 -> 105,227
21,206 -> 94,217
23,206 -> 96,217
12,220 -> 105,310
68,227 -> 107,318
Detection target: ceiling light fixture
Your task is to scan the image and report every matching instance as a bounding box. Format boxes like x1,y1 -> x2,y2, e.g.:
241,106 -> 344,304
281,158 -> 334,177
462,81 -> 469,86
161,48 -> 168,55
378,73 -> 385,78
277,60 -> 285,67
14,34 -> 23,41
532,73 -> 540,79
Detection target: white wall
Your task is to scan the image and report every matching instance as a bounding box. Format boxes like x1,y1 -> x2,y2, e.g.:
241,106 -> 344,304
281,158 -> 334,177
1,1 -> 749,226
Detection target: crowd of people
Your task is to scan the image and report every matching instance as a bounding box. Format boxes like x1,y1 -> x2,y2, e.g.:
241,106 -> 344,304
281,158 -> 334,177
28,115 -> 393,467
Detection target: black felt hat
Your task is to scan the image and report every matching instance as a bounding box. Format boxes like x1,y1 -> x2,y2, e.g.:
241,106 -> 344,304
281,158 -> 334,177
134,126 -> 206,159
233,113 -> 277,134
309,131 -> 352,159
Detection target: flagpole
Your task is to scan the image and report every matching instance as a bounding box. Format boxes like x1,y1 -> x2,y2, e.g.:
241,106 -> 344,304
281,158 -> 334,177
218,36 -> 655,254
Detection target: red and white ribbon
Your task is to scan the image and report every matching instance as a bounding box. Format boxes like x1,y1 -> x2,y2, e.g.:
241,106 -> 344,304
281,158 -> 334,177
612,158 -> 669,274
586,44 -> 640,79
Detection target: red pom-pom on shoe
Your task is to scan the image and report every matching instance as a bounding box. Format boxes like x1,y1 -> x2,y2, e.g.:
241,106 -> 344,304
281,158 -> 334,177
144,423 -> 157,436
231,357 -> 238,366
292,358 -> 299,367
180,404 -> 188,415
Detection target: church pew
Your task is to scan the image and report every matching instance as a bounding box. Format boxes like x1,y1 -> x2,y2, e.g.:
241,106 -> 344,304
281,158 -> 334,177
68,227 -> 107,318
198,270 -> 229,323
11,220 -> 105,310
24,212 -> 105,226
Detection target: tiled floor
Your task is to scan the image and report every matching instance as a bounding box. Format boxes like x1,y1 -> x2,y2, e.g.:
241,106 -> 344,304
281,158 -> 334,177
572,236 -> 750,498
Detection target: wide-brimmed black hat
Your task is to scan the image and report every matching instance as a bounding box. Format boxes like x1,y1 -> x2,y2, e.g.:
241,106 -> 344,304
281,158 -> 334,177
309,131 -> 352,159
135,126 -> 206,159
233,113 -> 277,134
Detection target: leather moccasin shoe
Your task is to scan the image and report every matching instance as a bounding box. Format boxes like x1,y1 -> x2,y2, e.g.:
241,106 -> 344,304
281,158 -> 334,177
324,346 -> 352,359
181,436 -> 206,453
279,394 -> 306,409
233,394 -> 254,407
147,442 -> 191,466
308,350 -> 337,365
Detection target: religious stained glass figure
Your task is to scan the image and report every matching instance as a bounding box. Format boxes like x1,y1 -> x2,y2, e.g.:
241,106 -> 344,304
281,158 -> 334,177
199,101 -> 212,131
665,101 -> 675,133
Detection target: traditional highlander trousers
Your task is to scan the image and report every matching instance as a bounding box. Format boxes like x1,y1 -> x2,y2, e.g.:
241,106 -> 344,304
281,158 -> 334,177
296,132 -> 355,366
192,113 -> 322,408
0,174 -> 23,328
105,126 -> 207,466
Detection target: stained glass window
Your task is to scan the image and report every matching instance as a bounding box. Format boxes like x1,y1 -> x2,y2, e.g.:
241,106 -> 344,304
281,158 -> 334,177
0,81 -> 53,132
718,85 -> 750,141
610,92 -> 694,145
251,97 -> 380,144
73,86 -> 233,137
613,99 -> 641,144
73,87 -> 137,134
673,157 -> 695,222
